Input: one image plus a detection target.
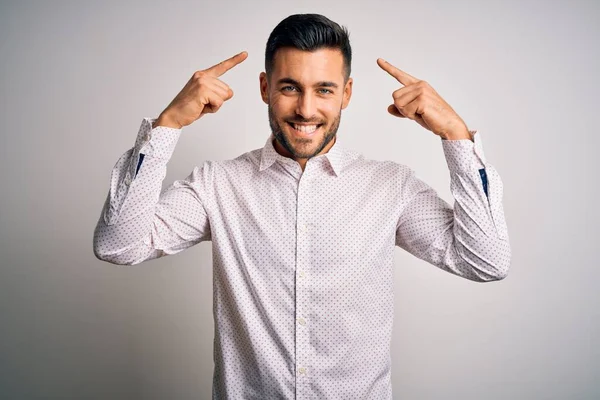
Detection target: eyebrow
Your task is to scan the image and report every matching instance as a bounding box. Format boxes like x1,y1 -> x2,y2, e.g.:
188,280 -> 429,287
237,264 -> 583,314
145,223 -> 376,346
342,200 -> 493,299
276,77 -> 339,89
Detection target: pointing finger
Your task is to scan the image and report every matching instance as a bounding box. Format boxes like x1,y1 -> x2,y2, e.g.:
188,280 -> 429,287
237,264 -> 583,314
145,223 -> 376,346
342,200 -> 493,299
205,51 -> 249,77
377,58 -> 419,86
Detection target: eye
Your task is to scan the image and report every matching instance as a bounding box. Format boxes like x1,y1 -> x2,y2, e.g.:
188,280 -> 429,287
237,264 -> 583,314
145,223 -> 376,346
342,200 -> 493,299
282,86 -> 298,92
318,88 -> 333,94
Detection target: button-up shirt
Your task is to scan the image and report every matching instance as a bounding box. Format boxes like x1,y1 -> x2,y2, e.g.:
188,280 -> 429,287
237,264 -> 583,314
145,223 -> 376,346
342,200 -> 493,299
93,117 -> 510,399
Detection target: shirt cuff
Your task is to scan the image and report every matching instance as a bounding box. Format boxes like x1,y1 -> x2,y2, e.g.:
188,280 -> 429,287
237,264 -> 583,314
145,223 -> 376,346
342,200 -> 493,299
134,117 -> 182,160
441,130 -> 486,173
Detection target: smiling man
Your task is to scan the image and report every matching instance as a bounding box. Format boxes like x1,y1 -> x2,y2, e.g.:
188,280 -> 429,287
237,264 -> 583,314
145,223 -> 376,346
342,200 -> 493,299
94,13 -> 510,399
262,45 -> 351,167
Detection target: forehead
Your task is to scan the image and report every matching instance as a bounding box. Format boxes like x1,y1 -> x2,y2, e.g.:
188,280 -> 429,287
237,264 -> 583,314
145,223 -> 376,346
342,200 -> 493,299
271,47 -> 345,84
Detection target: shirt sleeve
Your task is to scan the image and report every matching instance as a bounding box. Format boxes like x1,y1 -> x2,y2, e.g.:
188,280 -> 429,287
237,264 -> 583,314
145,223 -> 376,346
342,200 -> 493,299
395,131 -> 510,282
93,117 -> 212,265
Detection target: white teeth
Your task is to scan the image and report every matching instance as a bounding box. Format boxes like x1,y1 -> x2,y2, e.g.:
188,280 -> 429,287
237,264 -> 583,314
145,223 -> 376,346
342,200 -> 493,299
293,124 -> 318,133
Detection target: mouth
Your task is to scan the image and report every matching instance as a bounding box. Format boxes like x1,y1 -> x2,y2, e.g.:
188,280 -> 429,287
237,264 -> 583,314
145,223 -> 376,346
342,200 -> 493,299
287,122 -> 324,137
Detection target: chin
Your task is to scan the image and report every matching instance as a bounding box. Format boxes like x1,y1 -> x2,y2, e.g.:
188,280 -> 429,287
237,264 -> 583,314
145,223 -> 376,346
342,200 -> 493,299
285,127 -> 326,153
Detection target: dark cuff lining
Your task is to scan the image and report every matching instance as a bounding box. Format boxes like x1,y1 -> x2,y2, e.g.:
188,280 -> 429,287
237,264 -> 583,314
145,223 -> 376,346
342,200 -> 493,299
479,168 -> 488,197
135,153 -> 145,177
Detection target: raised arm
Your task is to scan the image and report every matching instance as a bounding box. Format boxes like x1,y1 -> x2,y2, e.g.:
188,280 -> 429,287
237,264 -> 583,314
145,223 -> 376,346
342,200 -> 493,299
377,57 -> 510,281
395,133 -> 510,282
93,51 -> 248,265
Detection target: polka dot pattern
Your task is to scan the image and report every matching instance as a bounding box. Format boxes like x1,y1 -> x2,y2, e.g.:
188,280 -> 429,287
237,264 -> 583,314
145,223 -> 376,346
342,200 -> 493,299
94,118 -> 511,399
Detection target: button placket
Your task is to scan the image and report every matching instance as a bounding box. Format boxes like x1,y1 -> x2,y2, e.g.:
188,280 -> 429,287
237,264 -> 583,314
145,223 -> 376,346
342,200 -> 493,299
295,173 -> 312,390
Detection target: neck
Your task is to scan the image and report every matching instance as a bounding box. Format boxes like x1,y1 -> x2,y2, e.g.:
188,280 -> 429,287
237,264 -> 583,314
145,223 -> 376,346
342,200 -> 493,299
272,136 -> 337,172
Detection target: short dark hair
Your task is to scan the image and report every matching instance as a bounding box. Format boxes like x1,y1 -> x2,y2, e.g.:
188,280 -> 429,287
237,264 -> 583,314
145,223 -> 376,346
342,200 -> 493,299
265,14 -> 352,81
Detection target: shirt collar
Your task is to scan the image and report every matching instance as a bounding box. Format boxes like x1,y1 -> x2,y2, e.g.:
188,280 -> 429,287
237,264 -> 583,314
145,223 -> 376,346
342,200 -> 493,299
259,134 -> 358,177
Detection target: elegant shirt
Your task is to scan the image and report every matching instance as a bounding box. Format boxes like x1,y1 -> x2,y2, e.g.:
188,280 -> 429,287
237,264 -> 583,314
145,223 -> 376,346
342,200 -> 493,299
93,117 -> 510,399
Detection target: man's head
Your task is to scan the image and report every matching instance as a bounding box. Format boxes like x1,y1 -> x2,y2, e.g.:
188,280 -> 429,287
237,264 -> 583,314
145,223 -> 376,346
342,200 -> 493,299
260,14 -> 353,165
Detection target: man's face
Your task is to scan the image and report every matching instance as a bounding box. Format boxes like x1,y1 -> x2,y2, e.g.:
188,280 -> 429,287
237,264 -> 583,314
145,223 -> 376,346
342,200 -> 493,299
260,47 -> 353,161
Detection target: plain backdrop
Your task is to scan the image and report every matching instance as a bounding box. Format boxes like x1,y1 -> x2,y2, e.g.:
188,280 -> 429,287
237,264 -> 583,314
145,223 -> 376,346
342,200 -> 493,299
1,0 -> 598,399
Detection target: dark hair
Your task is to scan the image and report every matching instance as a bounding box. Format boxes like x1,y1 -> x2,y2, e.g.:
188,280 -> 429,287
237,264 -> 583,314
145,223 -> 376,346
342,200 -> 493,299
265,14 -> 352,81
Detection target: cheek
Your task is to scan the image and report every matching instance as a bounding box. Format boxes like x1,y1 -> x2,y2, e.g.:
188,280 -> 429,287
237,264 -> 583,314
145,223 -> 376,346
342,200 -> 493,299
270,96 -> 294,117
321,102 -> 341,122
270,93 -> 341,121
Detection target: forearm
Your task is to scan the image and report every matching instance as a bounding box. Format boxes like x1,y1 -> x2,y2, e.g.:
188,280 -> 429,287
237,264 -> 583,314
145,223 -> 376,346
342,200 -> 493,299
430,163 -> 510,281
438,132 -> 510,280
94,153 -> 169,264
396,131 -> 510,282
93,118 -> 181,265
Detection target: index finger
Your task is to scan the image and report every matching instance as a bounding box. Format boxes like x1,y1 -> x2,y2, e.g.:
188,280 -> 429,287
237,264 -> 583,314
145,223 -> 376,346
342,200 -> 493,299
205,51 -> 248,77
377,58 -> 419,86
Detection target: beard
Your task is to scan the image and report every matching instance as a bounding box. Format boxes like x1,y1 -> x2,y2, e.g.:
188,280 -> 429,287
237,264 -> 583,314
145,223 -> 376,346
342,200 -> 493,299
268,103 -> 342,159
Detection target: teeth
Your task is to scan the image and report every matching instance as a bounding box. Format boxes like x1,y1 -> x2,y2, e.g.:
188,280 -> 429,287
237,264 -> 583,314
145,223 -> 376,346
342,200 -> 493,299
293,124 -> 318,133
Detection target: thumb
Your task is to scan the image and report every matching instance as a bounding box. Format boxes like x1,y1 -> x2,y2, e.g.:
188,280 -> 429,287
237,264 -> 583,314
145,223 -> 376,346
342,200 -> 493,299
387,104 -> 406,118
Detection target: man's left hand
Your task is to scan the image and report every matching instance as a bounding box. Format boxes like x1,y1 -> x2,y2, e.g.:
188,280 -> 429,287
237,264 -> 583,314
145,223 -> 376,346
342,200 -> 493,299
377,58 -> 472,141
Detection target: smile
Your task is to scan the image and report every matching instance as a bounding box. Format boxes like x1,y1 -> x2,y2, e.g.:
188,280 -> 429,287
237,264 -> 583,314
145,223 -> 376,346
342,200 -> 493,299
288,122 -> 323,135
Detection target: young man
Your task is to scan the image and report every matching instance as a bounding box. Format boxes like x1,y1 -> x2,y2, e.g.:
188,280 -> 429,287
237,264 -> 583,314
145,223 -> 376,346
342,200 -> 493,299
94,13 -> 510,400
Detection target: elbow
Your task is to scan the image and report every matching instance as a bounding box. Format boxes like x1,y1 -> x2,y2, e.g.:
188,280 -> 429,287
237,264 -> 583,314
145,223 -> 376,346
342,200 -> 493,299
469,268 -> 508,283
93,244 -> 105,262
470,266 -> 508,283
93,239 -> 137,266
469,233 -> 511,282
93,232 -> 112,263
93,237 -> 108,262
93,222 -> 141,266
93,245 -> 113,264
490,240 -> 511,281
93,244 -> 124,265
475,248 -> 511,283
488,266 -> 509,282
495,257 -> 511,281
93,220 -> 120,264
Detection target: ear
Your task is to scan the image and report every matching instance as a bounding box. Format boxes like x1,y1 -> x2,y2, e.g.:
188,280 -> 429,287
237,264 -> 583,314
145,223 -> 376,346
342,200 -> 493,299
341,77 -> 353,109
259,72 -> 269,104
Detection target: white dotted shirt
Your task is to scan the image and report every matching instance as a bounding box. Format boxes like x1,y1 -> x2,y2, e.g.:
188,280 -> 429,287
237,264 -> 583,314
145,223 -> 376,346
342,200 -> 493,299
94,117 -> 510,399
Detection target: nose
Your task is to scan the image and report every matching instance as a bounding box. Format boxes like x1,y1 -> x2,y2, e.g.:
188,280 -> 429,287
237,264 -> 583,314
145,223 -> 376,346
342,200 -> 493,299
295,93 -> 317,120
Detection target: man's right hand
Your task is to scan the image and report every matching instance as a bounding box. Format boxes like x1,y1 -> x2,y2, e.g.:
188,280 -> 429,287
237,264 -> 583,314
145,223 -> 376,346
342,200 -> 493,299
153,51 -> 249,129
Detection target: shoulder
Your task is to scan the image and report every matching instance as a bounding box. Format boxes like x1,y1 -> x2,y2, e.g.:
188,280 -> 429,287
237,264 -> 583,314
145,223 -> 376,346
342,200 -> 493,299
201,147 -> 262,176
343,150 -> 415,181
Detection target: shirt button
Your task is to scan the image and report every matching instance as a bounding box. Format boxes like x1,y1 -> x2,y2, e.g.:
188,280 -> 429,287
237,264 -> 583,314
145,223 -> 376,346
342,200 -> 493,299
298,271 -> 305,279
124,176 -> 132,185
298,367 -> 306,375
298,317 -> 306,326
144,132 -> 152,142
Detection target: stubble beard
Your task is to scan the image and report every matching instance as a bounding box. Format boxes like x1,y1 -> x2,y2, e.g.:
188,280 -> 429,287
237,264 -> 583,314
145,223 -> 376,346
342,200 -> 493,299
268,103 -> 342,160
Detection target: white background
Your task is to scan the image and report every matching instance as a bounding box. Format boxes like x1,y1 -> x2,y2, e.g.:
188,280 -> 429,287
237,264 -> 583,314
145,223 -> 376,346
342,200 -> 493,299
1,0 -> 598,398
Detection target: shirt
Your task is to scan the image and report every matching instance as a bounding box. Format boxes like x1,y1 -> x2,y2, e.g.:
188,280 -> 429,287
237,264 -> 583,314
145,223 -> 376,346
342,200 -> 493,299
93,117 -> 511,399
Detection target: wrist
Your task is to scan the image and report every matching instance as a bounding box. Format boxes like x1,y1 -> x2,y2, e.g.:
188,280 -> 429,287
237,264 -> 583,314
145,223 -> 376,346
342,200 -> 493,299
440,119 -> 472,141
441,128 -> 472,141
153,111 -> 182,129
442,133 -> 472,141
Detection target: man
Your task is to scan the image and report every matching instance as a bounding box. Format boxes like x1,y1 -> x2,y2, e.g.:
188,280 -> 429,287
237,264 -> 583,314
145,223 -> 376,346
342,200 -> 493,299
94,13 -> 510,399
